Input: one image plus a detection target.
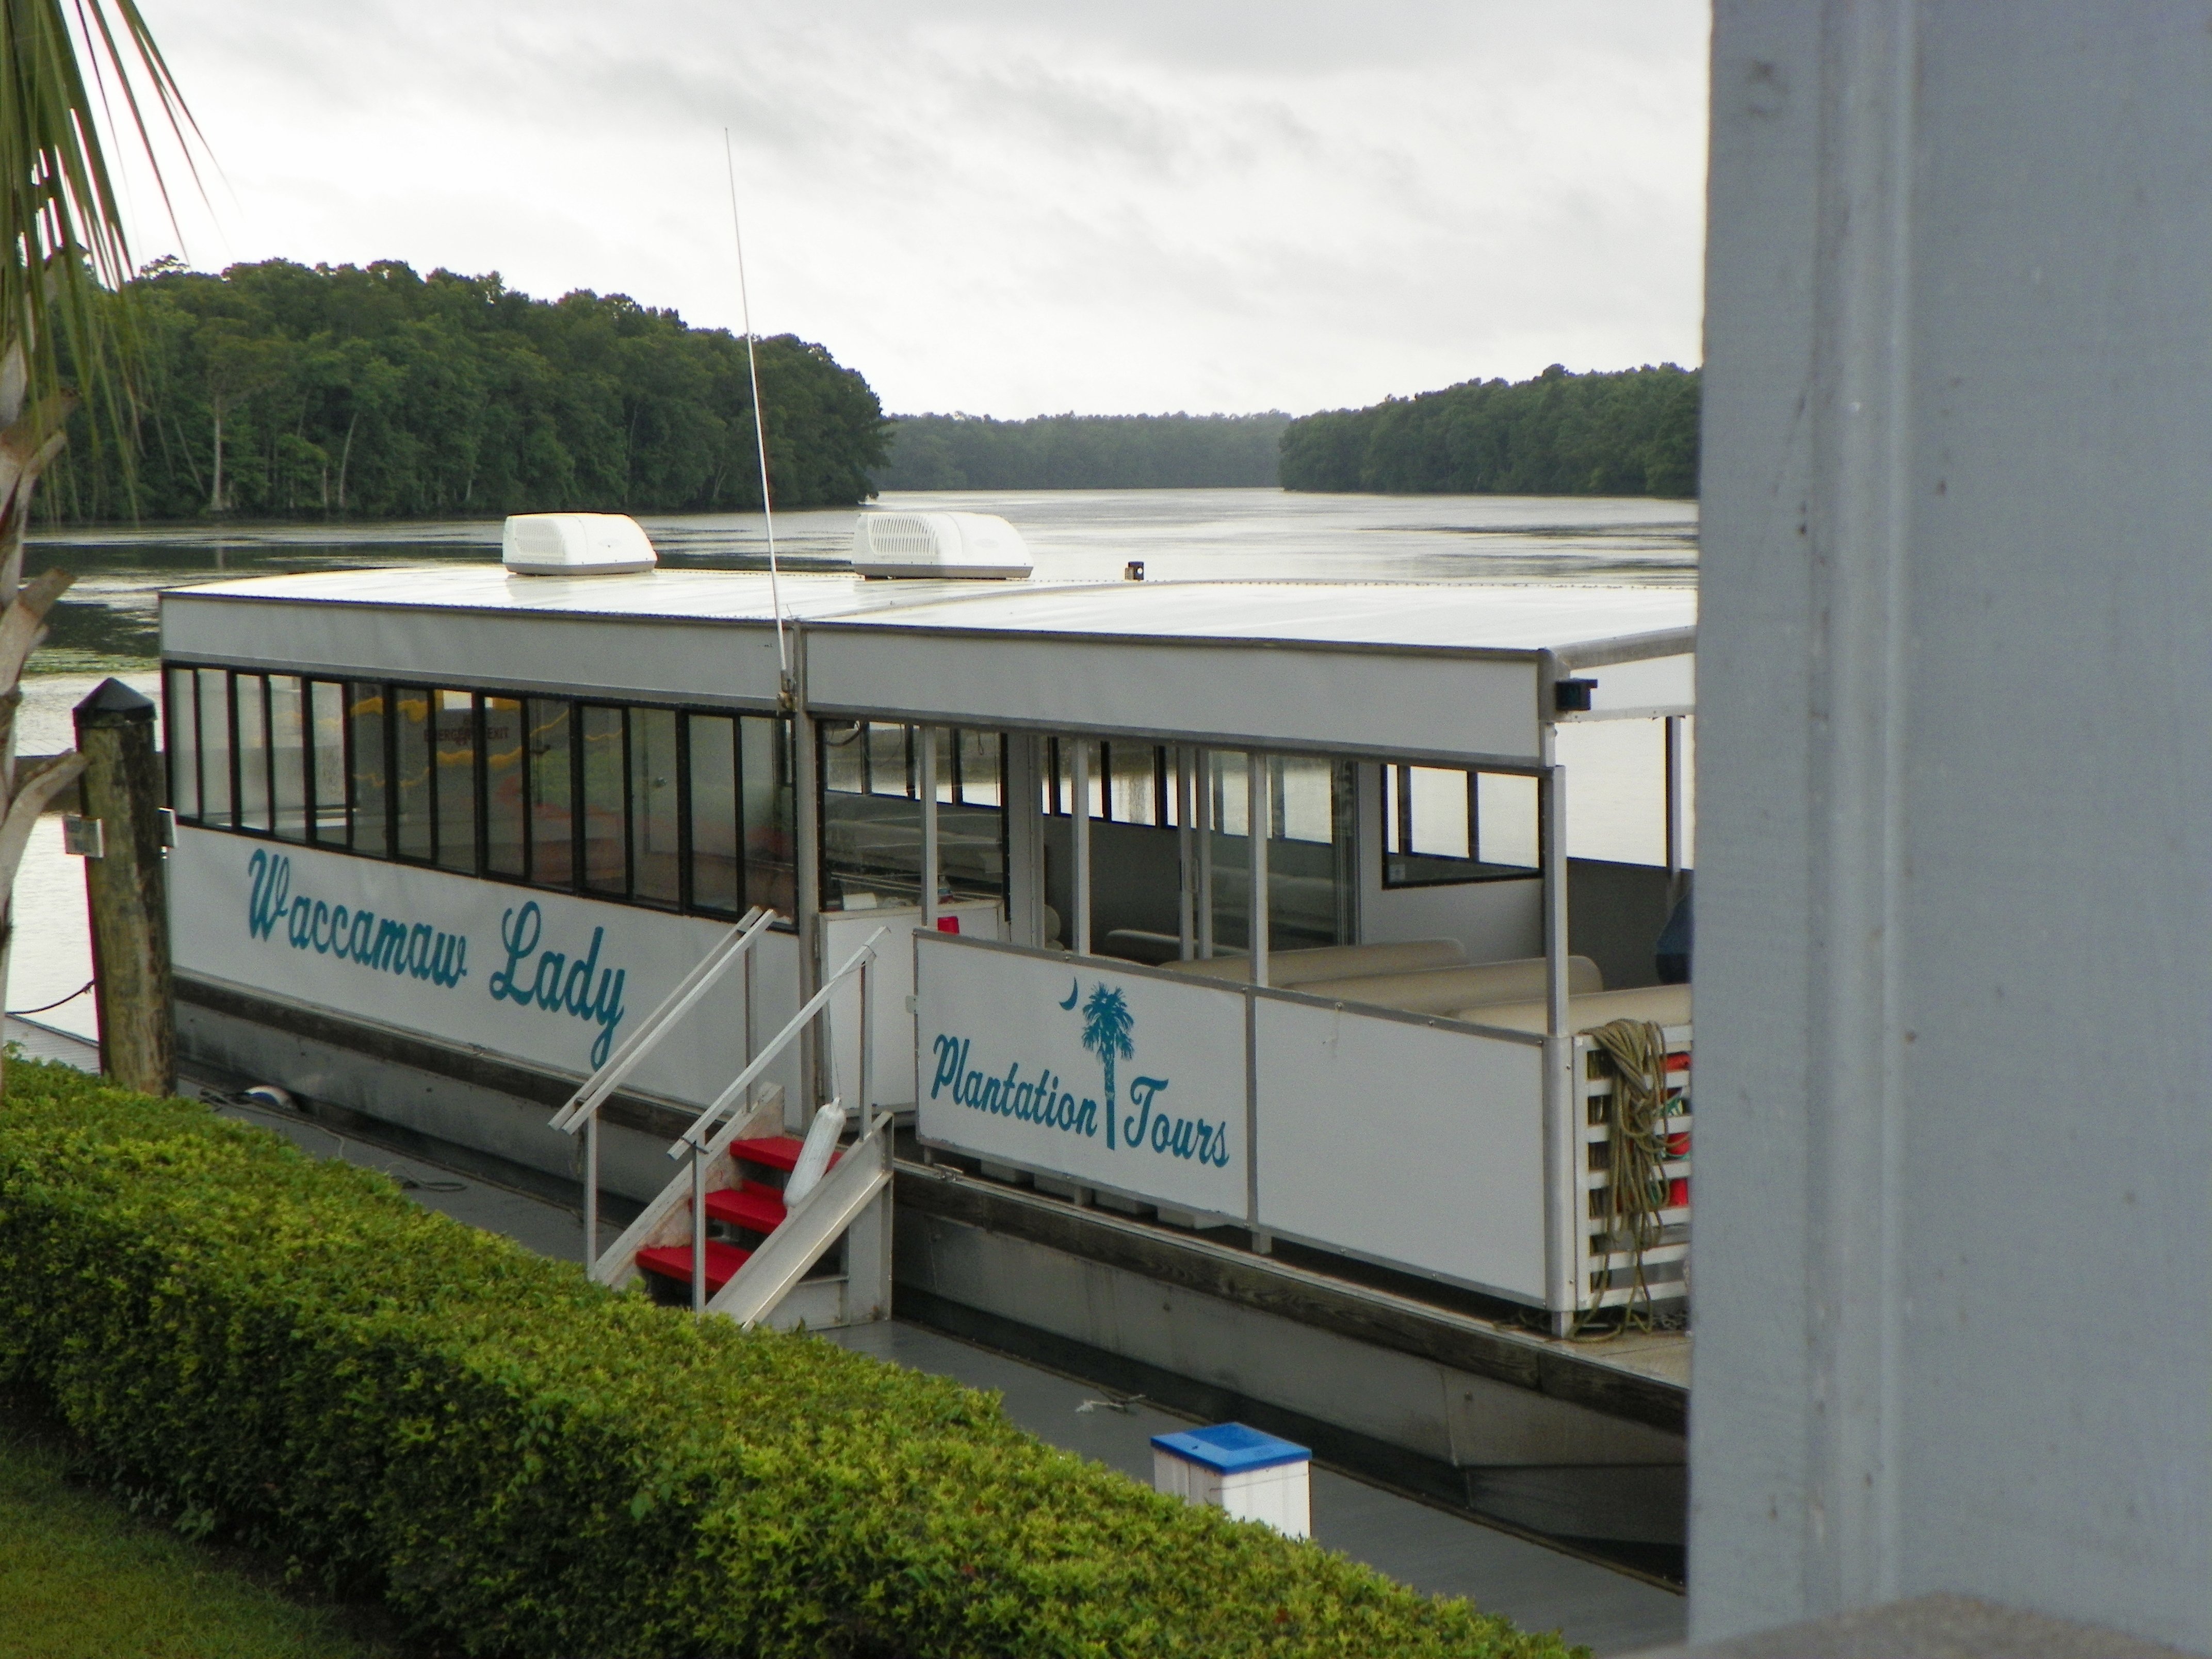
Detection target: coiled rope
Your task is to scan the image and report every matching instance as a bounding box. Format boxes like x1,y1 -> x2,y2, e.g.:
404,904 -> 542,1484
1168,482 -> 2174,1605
1573,1017 -> 1675,1338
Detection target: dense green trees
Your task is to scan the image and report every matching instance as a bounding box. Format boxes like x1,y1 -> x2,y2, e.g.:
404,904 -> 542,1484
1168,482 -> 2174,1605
1278,363 -> 1699,499
45,259 -> 889,522
874,410 -> 1290,491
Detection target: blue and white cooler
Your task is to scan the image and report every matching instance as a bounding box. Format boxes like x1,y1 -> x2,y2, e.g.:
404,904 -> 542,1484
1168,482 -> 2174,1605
1150,1423 -> 1312,1539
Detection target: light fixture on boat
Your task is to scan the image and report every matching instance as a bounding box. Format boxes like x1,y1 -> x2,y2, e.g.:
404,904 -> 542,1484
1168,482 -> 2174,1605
850,511 -> 1032,580
501,513 -> 659,576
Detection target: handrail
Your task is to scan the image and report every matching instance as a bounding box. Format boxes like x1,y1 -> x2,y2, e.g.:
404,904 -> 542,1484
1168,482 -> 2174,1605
550,906 -> 773,1135
668,925 -> 890,1160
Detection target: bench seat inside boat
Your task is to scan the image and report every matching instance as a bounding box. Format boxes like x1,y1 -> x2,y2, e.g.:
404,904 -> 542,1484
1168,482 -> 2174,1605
1458,982 -> 1693,1035
1296,954 -> 1604,1014
1155,937 -> 1466,986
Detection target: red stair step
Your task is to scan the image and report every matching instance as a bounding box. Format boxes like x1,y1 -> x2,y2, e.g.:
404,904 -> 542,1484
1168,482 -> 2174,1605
731,1135 -> 804,1172
703,1184 -> 786,1233
635,1240 -> 752,1295
730,1135 -> 839,1175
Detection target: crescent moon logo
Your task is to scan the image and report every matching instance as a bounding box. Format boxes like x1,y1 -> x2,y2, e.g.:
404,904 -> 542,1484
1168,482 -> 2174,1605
1059,980 -> 1080,1010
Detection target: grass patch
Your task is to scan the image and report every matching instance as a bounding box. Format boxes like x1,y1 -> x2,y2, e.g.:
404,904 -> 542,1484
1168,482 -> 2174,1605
0,1411 -> 396,1659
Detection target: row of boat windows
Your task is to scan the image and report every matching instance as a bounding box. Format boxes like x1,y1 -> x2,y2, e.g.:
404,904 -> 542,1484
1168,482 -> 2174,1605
164,666 -> 797,917
166,665 -> 1539,918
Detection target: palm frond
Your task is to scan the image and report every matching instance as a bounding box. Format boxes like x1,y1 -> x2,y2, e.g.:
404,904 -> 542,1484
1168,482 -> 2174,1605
0,0 -> 201,444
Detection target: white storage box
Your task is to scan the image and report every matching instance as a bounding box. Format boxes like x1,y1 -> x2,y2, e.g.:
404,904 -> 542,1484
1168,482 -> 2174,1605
1151,1423 -> 1311,1539
502,513 -> 658,576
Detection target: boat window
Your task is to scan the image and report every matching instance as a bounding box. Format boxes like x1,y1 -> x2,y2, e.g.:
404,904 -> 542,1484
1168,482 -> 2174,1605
688,713 -> 740,913
392,687 -> 434,861
348,684 -> 388,857
526,698 -> 574,887
235,674 -> 272,834
1381,764 -> 1541,887
1107,743 -> 1159,826
1198,751 -> 1355,953
165,667 -> 199,821
269,676 -> 307,842
482,696 -> 527,877
955,727 -> 1000,808
163,659 -> 801,924
308,681 -> 348,847
866,722 -> 910,798
741,714 -> 796,915
433,689 -> 477,874
820,722 -> 1002,912
579,704 -> 626,894
196,668 -> 233,825
630,706 -> 680,908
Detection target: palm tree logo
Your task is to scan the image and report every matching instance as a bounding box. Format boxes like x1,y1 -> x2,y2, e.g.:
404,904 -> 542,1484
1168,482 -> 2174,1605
1080,984 -> 1136,1150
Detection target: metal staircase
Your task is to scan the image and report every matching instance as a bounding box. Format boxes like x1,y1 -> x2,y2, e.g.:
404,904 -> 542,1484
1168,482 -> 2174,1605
549,911 -> 893,1331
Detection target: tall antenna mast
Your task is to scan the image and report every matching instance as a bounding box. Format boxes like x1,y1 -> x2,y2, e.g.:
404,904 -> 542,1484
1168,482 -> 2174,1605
724,129 -> 790,696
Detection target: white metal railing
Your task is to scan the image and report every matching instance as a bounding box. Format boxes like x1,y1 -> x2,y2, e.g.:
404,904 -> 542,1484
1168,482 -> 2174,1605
550,905 -> 775,1266
660,925 -> 890,1314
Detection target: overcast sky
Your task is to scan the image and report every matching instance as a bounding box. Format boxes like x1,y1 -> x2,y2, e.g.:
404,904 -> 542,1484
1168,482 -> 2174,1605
118,0 -> 1710,419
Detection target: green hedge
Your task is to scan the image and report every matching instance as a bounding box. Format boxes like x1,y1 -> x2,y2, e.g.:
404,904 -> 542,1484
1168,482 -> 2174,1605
0,1062 -> 1575,1658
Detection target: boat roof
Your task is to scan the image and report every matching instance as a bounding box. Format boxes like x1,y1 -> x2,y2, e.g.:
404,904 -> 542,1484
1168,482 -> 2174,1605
163,567 -> 1696,765
162,565 -> 1695,658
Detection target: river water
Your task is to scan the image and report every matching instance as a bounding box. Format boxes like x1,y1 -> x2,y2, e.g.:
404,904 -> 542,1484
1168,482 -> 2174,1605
12,487 -> 1697,1042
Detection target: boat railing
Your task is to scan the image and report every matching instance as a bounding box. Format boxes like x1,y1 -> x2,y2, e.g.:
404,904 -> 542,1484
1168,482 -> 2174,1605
658,926 -> 890,1313
549,904 -> 776,1265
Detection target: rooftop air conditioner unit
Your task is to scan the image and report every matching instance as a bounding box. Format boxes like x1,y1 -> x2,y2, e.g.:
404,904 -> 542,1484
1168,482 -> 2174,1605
502,513 -> 658,576
850,511 -> 1031,579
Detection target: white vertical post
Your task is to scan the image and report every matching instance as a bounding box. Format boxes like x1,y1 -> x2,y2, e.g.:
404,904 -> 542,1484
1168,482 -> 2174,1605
583,1115 -> 600,1269
1540,733 -> 1574,1331
1247,751 -> 1270,987
1197,748 -> 1215,958
793,705 -> 821,1125
1071,737 -> 1092,955
919,725 -> 940,929
1176,746 -> 1195,959
858,954 -> 873,1137
1665,713 -> 1687,880
691,1144 -> 707,1315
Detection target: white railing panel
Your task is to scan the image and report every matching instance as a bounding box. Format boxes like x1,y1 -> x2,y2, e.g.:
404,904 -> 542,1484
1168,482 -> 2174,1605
914,932 -> 1249,1220
1252,998 -> 1549,1302
821,901 -> 1001,1114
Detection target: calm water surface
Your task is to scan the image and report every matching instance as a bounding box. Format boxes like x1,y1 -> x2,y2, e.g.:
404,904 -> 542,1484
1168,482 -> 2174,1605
13,488 -> 1697,1039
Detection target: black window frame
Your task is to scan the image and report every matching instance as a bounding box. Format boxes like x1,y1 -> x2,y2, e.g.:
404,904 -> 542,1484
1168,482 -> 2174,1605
158,659 -> 793,924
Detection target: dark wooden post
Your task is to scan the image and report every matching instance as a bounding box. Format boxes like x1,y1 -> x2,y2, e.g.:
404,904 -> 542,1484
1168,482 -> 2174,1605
72,678 -> 173,1096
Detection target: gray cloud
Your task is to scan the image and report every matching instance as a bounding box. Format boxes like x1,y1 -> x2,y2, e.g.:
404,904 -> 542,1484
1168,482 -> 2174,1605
119,0 -> 1708,416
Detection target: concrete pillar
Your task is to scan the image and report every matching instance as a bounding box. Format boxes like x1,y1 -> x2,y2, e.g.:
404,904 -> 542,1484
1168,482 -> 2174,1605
72,677 -> 173,1096
1697,5 -> 2212,1650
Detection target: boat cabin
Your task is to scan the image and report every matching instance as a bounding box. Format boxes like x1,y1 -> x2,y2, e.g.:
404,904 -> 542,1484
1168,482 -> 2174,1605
158,530 -> 1695,1334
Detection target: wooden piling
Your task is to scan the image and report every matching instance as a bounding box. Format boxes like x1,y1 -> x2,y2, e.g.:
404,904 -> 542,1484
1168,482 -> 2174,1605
72,678 -> 173,1096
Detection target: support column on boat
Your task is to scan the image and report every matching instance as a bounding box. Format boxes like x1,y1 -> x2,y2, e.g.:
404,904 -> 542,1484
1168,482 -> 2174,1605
793,697 -> 822,1119
1175,745 -> 1195,960
918,724 -> 939,931
1070,736 -> 1091,955
1246,750 -> 1270,987
1540,718 -> 1575,1331
1004,733 -> 1047,949
1196,747 -> 1215,958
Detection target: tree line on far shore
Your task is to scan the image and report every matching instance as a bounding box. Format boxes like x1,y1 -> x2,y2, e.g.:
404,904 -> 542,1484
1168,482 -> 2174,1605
42,258 -> 889,523
1277,363 -> 1700,499
37,258 -> 1701,521
872,411 -> 1291,492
